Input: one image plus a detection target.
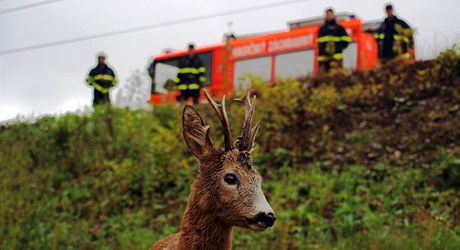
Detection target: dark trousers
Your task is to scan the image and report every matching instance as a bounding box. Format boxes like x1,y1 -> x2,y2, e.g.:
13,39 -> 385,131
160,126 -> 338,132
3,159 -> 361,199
319,59 -> 343,73
93,89 -> 111,107
380,40 -> 410,59
177,89 -> 200,104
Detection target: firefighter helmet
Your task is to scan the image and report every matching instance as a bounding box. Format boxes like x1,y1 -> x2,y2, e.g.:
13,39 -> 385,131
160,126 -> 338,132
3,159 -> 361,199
96,51 -> 108,59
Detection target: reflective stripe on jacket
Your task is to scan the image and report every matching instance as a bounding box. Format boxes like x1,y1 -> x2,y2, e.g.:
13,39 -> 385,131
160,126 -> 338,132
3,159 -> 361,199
318,53 -> 343,62
318,35 -> 351,43
178,83 -> 200,90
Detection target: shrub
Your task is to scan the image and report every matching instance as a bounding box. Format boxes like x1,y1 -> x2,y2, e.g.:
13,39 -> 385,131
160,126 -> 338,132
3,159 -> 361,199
1,50 -> 460,249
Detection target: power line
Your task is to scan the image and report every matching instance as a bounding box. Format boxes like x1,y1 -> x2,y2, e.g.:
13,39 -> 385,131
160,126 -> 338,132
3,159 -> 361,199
0,0 -> 314,55
0,0 -> 64,15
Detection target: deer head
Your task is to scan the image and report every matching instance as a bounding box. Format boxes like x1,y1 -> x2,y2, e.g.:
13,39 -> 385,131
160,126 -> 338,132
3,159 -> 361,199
182,90 -> 275,232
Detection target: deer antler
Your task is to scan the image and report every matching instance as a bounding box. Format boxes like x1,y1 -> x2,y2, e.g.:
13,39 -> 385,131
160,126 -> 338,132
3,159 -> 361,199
234,90 -> 258,151
203,89 -> 234,151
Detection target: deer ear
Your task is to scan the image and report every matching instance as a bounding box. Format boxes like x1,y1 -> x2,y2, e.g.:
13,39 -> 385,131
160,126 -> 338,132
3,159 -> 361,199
183,105 -> 215,159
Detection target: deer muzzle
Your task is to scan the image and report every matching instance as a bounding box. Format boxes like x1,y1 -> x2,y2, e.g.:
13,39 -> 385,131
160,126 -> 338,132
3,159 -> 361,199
247,187 -> 276,230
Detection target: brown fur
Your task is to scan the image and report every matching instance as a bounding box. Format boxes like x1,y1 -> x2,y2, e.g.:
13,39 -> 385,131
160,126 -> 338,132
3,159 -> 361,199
151,92 -> 274,250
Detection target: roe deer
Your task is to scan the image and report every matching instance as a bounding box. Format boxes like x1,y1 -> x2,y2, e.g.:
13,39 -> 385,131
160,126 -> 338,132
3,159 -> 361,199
151,90 -> 275,250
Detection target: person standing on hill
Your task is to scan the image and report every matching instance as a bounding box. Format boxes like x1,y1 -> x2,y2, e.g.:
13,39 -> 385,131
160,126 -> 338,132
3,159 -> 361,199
317,8 -> 351,73
86,52 -> 118,106
174,43 -> 207,104
375,4 -> 414,60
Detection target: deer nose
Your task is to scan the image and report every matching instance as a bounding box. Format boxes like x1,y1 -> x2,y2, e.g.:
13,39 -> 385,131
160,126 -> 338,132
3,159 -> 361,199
258,212 -> 276,227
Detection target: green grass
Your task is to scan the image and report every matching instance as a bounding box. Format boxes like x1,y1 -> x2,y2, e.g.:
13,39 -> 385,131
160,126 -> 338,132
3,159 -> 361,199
1,106 -> 459,250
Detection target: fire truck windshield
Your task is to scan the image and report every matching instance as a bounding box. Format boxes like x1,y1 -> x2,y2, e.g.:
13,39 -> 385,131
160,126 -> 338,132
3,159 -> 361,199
342,42 -> 357,69
152,52 -> 213,93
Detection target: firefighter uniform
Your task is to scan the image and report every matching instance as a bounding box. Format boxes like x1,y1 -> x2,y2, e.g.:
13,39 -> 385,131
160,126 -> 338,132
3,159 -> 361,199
86,64 -> 117,106
318,19 -> 351,72
375,16 -> 413,60
174,55 -> 207,104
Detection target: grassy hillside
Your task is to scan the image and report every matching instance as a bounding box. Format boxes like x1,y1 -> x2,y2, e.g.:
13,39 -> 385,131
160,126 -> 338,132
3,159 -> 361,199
1,49 -> 460,249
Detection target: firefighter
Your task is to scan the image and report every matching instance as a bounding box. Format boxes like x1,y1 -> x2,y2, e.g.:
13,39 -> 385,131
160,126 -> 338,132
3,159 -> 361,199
86,52 -> 117,106
375,4 -> 414,60
318,8 -> 351,73
175,43 -> 207,104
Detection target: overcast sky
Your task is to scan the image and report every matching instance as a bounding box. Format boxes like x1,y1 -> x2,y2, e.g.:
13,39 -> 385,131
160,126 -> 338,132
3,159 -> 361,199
1,0 -> 459,121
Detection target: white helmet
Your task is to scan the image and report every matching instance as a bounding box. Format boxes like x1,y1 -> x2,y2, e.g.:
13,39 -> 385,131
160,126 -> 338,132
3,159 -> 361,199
96,51 -> 107,58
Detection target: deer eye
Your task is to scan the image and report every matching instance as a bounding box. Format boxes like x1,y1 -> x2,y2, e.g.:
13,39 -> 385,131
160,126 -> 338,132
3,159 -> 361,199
224,174 -> 238,185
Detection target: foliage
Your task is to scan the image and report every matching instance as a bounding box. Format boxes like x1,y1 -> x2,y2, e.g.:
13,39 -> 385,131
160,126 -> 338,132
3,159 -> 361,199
114,69 -> 152,110
1,50 -> 460,249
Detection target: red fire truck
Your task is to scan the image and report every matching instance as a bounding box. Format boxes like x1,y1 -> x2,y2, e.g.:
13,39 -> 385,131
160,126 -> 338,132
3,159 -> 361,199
150,14 -> 379,104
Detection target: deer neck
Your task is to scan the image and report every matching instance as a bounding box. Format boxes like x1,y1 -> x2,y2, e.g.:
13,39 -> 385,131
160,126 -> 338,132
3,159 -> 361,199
178,180 -> 233,250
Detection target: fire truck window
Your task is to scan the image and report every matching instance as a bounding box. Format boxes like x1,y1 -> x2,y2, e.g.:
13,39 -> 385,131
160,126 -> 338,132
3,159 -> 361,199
234,56 -> 271,90
154,62 -> 178,93
343,42 -> 357,70
153,52 -> 212,93
197,52 -> 212,86
275,50 -> 314,79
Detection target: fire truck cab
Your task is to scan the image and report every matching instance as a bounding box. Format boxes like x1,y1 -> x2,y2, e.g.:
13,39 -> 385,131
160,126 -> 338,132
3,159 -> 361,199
150,13 -> 379,104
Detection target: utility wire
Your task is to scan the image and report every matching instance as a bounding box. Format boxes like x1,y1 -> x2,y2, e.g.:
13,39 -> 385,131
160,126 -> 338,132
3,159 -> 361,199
0,0 -> 64,15
0,0 -> 313,55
